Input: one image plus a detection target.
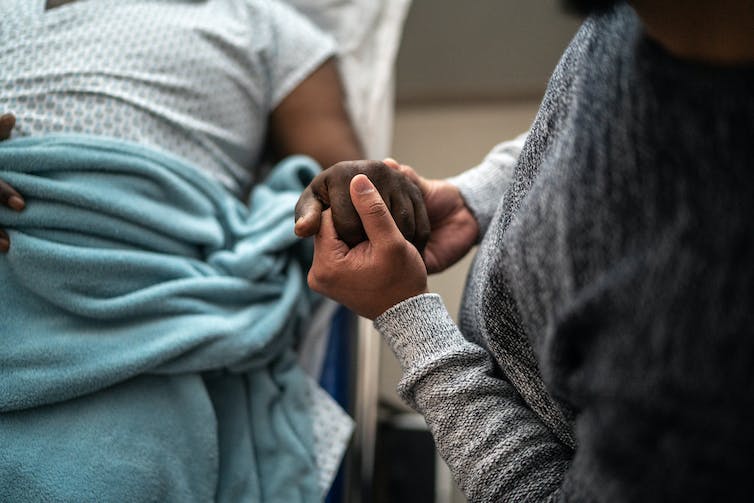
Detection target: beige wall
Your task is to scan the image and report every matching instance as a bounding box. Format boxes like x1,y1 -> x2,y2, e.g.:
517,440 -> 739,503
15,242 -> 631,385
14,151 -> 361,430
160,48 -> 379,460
396,0 -> 580,103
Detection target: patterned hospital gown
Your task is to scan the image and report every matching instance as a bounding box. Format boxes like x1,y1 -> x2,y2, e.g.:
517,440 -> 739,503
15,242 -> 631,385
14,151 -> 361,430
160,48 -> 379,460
0,0 -> 335,196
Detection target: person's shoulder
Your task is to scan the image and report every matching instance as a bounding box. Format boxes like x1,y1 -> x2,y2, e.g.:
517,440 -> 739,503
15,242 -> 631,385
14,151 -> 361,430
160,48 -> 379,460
570,3 -> 641,54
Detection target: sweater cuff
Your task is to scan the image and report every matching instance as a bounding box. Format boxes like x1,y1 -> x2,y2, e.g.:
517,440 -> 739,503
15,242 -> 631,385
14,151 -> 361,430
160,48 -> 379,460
374,293 -> 467,372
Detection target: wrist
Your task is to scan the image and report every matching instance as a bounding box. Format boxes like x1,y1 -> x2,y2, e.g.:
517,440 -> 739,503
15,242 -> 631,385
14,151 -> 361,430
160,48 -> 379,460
374,293 -> 464,371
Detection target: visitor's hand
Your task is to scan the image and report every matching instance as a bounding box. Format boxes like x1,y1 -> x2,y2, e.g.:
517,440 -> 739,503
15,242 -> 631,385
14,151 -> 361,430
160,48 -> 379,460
383,159 -> 479,274
0,113 -> 25,253
294,160 -> 430,251
308,174 -> 428,320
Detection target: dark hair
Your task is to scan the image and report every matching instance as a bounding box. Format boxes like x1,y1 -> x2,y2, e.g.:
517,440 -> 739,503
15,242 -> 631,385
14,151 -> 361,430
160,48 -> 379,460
561,0 -> 623,16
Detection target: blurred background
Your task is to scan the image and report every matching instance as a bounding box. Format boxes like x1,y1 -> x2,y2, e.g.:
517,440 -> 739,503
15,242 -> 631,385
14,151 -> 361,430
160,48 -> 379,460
372,1 -> 580,501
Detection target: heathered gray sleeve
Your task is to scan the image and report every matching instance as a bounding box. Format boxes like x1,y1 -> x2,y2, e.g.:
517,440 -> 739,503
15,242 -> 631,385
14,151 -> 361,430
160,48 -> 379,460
446,133 -> 526,237
374,294 -> 572,503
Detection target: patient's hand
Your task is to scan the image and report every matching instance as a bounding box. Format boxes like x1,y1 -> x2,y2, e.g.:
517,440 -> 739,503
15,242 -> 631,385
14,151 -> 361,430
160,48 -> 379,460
0,113 -> 26,253
295,160 -> 430,251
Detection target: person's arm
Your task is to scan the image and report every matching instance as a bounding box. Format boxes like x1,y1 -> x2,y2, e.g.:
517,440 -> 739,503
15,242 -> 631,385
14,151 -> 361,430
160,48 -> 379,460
308,175 -> 572,501
260,0 -> 429,250
268,58 -> 362,170
376,295 -> 572,502
0,113 -> 26,252
282,60 -> 430,250
309,174 -> 753,501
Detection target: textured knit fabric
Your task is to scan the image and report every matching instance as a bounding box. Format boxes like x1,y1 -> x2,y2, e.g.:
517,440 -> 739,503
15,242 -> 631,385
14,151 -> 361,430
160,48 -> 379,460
0,135 -> 322,502
446,133 -> 527,237
0,0 -> 335,196
376,4 -> 754,502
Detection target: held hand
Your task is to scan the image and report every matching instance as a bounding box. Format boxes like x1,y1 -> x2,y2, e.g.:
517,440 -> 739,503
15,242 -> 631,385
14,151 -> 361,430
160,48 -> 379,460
308,174 -> 428,320
383,159 -> 479,274
0,113 -> 25,253
0,113 -> 15,141
294,160 -> 430,252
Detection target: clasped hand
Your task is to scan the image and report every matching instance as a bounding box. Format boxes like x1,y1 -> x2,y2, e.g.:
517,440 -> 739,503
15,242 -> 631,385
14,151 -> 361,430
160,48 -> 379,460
295,159 -> 430,250
296,159 -> 480,319
0,114 -> 25,252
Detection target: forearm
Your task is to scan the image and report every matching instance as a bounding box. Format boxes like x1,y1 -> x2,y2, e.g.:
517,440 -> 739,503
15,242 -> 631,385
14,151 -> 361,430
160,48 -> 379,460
375,293 -> 571,502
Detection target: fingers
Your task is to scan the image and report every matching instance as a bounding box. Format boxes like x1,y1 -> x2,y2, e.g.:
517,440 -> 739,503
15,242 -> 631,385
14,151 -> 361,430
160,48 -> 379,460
387,191 -> 415,243
0,174 -> 24,254
411,190 -> 431,253
383,157 -> 429,197
0,179 -> 25,211
310,208 -> 350,291
314,207 -> 339,242
328,180 -> 366,248
0,113 -> 21,254
0,113 -> 15,141
310,159 -> 430,249
383,158 -> 400,170
349,174 -> 402,245
294,186 -> 324,237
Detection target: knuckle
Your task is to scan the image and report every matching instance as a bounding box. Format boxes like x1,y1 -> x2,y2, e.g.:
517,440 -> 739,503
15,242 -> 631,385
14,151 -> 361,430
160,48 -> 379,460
408,183 -> 423,200
365,200 -> 388,218
307,268 -> 327,292
308,177 -> 325,199
309,262 -> 339,288
331,160 -> 362,180
307,271 -> 318,291
331,160 -> 357,171
364,160 -> 390,178
383,237 -> 406,255
397,207 -> 412,227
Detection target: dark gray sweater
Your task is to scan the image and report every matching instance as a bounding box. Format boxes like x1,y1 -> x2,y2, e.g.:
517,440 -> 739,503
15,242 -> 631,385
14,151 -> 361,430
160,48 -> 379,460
375,4 -> 754,501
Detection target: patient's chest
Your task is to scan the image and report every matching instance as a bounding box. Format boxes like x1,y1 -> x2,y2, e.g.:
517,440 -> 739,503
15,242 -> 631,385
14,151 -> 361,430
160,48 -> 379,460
1,0 -> 278,195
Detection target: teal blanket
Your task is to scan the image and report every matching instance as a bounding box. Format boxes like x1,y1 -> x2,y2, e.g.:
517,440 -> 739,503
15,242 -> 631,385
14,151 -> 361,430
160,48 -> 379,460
0,135 -> 322,502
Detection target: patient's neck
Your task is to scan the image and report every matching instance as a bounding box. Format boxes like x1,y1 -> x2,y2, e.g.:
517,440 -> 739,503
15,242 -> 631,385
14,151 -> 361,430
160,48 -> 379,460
45,0 -> 78,10
632,0 -> 754,65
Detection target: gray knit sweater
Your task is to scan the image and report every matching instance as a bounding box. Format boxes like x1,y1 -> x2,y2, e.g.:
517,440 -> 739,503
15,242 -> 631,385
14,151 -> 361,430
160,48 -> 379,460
375,4 -> 754,502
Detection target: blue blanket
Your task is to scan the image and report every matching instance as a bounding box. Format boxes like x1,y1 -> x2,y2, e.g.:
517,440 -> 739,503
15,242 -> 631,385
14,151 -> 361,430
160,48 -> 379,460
0,135 -> 322,502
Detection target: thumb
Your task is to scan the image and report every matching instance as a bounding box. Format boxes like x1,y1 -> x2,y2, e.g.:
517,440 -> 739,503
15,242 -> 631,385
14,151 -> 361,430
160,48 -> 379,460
315,207 -> 339,242
294,186 -> 324,237
349,174 -> 402,244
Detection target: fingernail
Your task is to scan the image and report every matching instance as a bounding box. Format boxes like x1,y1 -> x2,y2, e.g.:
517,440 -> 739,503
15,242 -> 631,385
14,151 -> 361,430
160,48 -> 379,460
352,175 -> 374,194
0,238 -> 8,252
8,196 -> 24,211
